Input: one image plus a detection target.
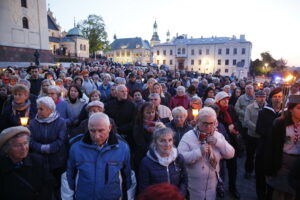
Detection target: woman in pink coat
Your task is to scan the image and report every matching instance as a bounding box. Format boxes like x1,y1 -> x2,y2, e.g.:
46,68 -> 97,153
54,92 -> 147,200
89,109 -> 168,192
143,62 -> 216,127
169,86 -> 190,110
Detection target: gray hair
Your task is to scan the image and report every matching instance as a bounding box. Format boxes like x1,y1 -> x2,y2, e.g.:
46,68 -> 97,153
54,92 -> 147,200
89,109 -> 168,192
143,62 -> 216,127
47,85 -> 62,95
37,96 -> 56,111
102,73 -> 111,81
172,106 -> 187,118
151,127 -> 174,148
116,84 -> 127,93
245,84 -> 254,89
88,112 -> 110,129
197,107 -> 216,122
191,78 -> 199,83
204,98 -> 215,106
176,86 -> 185,92
223,85 -> 230,90
148,93 -> 161,99
191,96 -> 202,104
18,79 -> 31,89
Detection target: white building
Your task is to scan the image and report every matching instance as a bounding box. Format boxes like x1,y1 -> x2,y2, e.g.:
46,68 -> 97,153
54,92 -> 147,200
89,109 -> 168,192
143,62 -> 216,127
153,34 -> 252,78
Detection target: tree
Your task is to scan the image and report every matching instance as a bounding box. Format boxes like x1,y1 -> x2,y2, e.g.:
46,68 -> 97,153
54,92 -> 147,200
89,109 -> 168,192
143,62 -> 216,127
78,14 -> 110,56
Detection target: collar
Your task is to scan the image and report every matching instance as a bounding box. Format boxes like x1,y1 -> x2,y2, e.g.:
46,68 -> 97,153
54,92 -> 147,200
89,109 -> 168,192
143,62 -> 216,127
83,130 -> 119,147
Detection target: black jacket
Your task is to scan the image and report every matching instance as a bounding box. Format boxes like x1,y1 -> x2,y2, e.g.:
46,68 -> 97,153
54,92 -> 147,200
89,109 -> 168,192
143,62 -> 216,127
28,78 -> 44,96
0,153 -> 53,200
166,120 -> 192,147
289,158 -> 300,199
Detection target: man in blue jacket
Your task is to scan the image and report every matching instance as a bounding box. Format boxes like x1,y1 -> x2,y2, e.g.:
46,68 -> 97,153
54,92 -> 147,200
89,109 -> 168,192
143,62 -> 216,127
66,112 -> 132,200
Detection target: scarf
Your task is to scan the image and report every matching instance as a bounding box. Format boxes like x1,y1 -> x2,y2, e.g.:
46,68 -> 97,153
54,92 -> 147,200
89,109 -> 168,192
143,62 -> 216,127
143,119 -> 158,134
154,147 -> 178,167
55,97 -> 61,104
217,103 -> 233,125
35,111 -> 60,124
12,99 -> 31,116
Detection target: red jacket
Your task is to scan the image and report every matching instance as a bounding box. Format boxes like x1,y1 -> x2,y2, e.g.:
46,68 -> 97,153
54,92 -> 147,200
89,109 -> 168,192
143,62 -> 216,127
169,95 -> 190,110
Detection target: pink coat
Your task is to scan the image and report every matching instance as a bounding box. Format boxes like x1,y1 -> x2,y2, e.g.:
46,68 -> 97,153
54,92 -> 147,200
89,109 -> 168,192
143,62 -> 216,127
169,95 -> 190,110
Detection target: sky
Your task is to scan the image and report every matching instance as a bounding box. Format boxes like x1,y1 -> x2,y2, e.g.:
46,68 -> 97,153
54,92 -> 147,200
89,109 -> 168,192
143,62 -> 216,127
47,0 -> 300,67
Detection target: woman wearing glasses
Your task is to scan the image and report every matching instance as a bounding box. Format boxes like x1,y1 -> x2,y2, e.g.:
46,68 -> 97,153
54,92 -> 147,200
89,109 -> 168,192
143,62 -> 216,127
178,107 -> 234,200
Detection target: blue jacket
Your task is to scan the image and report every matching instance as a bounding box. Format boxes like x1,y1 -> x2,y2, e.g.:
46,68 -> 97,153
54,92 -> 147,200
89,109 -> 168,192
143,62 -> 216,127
67,131 -> 132,200
139,148 -> 188,197
29,115 -> 67,170
56,99 -> 71,125
98,83 -> 111,103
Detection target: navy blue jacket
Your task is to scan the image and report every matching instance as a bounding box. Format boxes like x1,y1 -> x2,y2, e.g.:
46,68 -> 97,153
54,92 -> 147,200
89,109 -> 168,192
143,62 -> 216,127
166,120 -> 193,147
139,148 -> 188,197
29,116 -> 67,170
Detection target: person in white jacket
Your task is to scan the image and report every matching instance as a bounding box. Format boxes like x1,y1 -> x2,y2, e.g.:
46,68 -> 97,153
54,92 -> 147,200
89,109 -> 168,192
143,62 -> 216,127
178,107 -> 235,200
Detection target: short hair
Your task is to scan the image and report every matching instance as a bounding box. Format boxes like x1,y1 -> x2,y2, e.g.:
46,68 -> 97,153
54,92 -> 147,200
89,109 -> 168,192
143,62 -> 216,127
148,93 -> 161,99
172,106 -> 187,118
191,78 -> 199,83
102,73 -> 111,81
151,127 -> 174,148
37,96 -> 56,111
47,85 -> 62,95
115,77 -> 126,85
138,183 -> 184,200
116,84 -> 127,93
89,90 -> 101,98
176,86 -> 185,92
17,79 -> 31,89
10,75 -> 20,81
88,112 -> 110,129
12,84 -> 29,95
191,96 -> 202,104
245,84 -> 254,89
223,85 -> 230,90
196,107 -> 217,122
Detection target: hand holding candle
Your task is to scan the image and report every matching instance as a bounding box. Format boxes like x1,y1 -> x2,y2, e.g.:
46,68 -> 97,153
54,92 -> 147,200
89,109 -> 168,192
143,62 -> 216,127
20,117 -> 29,126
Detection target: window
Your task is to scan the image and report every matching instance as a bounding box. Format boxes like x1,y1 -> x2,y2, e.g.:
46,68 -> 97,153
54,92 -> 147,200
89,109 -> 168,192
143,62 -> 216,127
80,44 -> 83,50
22,17 -> 29,29
191,49 -> 194,55
226,48 -> 230,55
218,49 -> 222,55
51,32 -> 54,37
241,59 -> 245,66
198,60 -> 202,65
170,60 -> 173,65
225,59 -> 229,65
225,69 -> 229,73
157,50 -> 160,56
199,49 -> 202,55
233,48 -> 237,55
84,45 -> 86,51
218,59 -> 221,65
170,50 -> 173,55
233,59 -> 237,65
121,51 -> 125,57
163,60 -> 166,64
182,48 -> 186,54
191,59 -> 194,65
163,50 -> 166,55
116,51 -> 120,56
21,0 -> 27,8
177,48 -> 181,55
242,48 -> 246,54
157,60 -> 160,65
127,51 -> 130,56
206,49 -> 209,55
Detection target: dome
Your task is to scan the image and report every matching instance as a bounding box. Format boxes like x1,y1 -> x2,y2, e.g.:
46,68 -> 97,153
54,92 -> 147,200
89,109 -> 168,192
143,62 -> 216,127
67,27 -> 83,37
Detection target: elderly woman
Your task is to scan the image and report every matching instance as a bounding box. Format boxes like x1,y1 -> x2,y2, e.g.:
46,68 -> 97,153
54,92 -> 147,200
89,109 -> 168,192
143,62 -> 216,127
0,126 -> 53,199
142,78 -> 157,99
169,86 -> 190,110
77,90 -> 101,123
186,96 -> 203,125
29,97 -> 67,195
0,84 -> 37,131
139,126 -> 188,197
39,79 -> 54,98
166,106 -> 193,147
264,95 -> 300,200
152,82 -> 171,106
47,85 -> 70,124
178,107 -> 235,200
99,73 -> 112,103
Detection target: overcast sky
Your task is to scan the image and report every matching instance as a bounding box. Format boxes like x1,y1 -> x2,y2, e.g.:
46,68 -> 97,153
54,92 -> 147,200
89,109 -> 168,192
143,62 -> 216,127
47,0 -> 300,67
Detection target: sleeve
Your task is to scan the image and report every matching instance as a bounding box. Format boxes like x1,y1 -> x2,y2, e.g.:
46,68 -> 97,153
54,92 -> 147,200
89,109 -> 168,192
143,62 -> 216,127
234,97 -> 244,118
178,155 -> 188,197
61,172 -> 74,200
255,110 -> 265,136
49,120 -> 67,154
138,158 -> 151,193
244,105 -> 256,131
215,133 -> 235,159
124,144 -> 132,191
177,134 -> 202,164
66,147 -> 77,192
29,122 -> 43,153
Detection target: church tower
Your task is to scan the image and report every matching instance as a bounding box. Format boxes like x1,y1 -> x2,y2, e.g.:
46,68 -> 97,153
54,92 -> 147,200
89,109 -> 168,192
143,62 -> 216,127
150,20 -> 160,46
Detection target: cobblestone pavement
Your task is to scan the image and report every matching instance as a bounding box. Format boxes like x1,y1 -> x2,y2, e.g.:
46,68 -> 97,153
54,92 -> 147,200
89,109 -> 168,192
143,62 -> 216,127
218,156 -> 257,200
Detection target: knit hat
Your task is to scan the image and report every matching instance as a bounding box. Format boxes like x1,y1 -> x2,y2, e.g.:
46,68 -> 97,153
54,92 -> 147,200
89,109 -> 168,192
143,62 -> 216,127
255,90 -> 266,97
215,91 -> 229,103
0,126 -> 30,149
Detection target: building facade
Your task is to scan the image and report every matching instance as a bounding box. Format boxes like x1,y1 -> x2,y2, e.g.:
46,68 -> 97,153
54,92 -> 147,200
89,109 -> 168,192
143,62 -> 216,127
153,35 -> 252,78
106,37 -> 151,65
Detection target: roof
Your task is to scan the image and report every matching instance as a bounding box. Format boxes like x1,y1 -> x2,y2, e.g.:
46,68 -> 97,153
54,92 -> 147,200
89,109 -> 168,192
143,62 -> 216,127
110,37 -> 151,50
67,27 -> 83,37
47,15 -> 59,31
49,36 -> 60,43
155,36 -> 251,47
61,38 -> 75,43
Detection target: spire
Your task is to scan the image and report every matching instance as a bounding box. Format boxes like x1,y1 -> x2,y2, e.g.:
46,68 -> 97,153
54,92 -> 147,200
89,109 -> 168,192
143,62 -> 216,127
150,20 -> 160,46
48,3 -> 50,11
167,30 -> 170,42
113,34 -> 117,40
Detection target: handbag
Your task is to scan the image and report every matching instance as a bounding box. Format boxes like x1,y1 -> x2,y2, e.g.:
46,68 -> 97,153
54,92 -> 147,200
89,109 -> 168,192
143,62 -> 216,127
215,171 -> 225,198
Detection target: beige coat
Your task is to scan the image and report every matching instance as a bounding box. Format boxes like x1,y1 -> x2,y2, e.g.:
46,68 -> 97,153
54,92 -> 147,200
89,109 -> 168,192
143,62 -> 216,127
178,129 -> 235,200
244,101 -> 265,138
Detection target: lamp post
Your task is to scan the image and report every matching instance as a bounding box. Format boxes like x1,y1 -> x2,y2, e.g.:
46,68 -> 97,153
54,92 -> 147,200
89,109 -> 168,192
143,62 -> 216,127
282,74 -> 296,116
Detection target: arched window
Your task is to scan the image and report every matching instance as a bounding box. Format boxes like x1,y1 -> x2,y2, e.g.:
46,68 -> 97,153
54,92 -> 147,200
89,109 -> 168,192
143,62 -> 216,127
83,45 -> 86,51
80,44 -> 83,50
21,0 -> 27,8
177,48 -> 181,55
22,17 -> 29,29
182,48 -> 186,54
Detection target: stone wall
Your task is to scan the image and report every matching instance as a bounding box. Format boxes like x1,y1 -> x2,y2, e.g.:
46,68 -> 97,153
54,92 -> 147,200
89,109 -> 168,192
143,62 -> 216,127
0,45 -> 53,63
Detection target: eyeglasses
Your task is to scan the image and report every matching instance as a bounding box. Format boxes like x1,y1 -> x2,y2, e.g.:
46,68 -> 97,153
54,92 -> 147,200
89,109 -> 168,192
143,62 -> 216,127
200,121 -> 216,127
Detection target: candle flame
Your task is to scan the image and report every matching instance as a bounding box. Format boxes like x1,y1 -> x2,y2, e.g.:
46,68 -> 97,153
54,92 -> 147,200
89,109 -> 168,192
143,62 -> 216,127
20,117 -> 29,126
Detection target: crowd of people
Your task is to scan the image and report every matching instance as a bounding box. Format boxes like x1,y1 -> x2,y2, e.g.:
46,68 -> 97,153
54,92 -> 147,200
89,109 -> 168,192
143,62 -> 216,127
0,60 -> 299,200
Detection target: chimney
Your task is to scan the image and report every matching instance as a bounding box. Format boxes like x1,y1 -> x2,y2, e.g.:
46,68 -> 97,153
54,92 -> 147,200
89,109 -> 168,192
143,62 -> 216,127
240,34 -> 245,40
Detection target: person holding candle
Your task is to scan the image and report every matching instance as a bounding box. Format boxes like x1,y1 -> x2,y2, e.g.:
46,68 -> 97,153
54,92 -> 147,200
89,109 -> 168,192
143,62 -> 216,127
0,84 -> 37,132
186,96 -> 203,126
166,106 -> 193,147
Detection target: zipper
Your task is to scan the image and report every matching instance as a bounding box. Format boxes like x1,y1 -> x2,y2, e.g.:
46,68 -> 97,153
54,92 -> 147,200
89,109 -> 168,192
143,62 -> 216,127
166,166 -> 170,183
105,162 -> 108,184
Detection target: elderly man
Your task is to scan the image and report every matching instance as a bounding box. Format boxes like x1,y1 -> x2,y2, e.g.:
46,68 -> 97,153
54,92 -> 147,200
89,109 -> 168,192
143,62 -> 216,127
243,90 -> 267,179
105,84 -> 137,148
0,126 -> 53,199
66,113 -> 132,200
149,93 -> 173,123
178,107 -> 234,200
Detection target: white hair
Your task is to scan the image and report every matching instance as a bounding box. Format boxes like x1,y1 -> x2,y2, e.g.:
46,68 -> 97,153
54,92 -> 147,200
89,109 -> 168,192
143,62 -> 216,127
176,86 -> 185,92
115,77 -> 126,85
116,84 -> 127,93
197,107 -> 216,121
204,98 -> 215,106
88,112 -> 110,129
172,106 -> 188,118
223,85 -> 230,89
47,85 -> 62,95
191,78 -> 199,83
37,96 -> 56,111
148,93 -> 160,99
102,73 -> 111,81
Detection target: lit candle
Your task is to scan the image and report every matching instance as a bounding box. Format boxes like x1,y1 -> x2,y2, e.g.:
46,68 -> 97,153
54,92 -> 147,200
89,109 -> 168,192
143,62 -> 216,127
192,109 -> 199,119
20,117 -> 29,126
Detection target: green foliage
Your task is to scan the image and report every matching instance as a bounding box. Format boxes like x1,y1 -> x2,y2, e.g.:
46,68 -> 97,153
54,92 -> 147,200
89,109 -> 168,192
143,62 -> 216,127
250,52 -> 287,76
78,14 -> 110,55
